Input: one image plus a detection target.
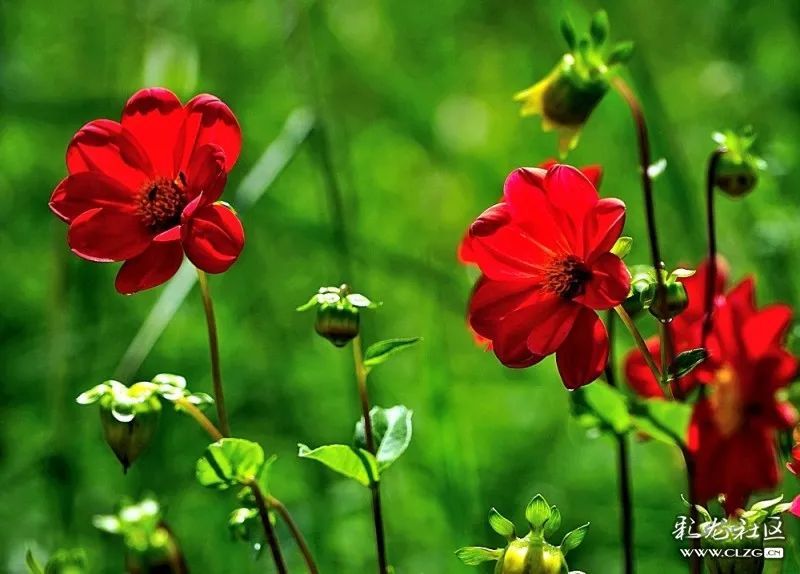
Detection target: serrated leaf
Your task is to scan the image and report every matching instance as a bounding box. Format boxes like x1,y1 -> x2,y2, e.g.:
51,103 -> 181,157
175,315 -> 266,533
363,337 -> 421,368
525,495 -> 552,531
196,438 -> 265,489
488,508 -> 515,539
544,506 -> 562,538
610,237 -> 632,259
455,547 -> 502,565
354,405 -> 413,471
668,348 -> 708,380
561,523 -> 590,555
630,399 -> 691,446
298,443 -> 379,487
571,381 -> 631,435
26,550 -> 44,574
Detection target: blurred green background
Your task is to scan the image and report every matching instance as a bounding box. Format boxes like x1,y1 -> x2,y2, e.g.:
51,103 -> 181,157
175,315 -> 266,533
3,0 -> 800,572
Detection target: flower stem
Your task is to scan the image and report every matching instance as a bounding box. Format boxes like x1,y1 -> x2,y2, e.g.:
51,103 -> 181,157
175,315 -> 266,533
702,149 -> 726,346
196,269 -> 231,437
614,305 -> 661,382
681,447 -> 703,574
604,312 -> 635,574
176,398 -> 319,573
352,335 -> 389,574
612,76 -> 666,294
658,322 -> 675,401
247,478 -> 289,574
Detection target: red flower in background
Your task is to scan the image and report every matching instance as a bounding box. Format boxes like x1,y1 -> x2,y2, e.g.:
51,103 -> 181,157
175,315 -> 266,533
465,164 -> 629,389
625,259 -> 798,514
50,88 -> 244,294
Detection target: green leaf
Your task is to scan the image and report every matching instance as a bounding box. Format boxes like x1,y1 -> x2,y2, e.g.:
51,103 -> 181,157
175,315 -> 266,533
561,523 -> 590,555
544,506 -> 562,538
196,438 -> 265,489
525,494 -> 552,531
26,550 -> 44,574
488,508 -> 516,540
298,443 -> 379,487
354,405 -> 413,471
560,16 -> 577,51
607,41 -> 635,66
668,348 -> 708,380
589,10 -> 609,46
610,237 -> 632,259
751,495 -> 784,512
455,547 -> 502,566
363,337 -> 421,368
571,381 -> 631,435
630,398 -> 692,446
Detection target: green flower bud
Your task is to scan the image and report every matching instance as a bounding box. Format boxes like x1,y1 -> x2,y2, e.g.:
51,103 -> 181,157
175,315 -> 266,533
714,154 -> 759,198
496,539 -> 568,574
78,381 -> 162,471
297,284 -> 378,347
649,280 -> 689,322
711,128 -> 767,198
515,12 -> 633,156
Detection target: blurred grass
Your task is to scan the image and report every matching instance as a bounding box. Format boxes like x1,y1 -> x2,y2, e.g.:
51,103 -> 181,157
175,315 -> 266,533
2,0 -> 800,572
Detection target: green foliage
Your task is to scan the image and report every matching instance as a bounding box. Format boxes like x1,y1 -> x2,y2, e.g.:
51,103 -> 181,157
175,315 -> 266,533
560,524 -> 590,555
298,443 -> 379,486
488,508 -> 516,540
525,494 -> 552,532
455,546 -> 503,565
630,398 -> 692,446
196,439 -> 265,489
354,405 -> 414,471
668,348 -> 709,380
571,380 -> 632,435
363,337 -> 422,369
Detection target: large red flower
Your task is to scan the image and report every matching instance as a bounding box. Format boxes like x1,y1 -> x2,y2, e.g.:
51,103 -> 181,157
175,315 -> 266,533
625,259 -> 798,514
50,88 -> 244,294
465,164 -> 629,389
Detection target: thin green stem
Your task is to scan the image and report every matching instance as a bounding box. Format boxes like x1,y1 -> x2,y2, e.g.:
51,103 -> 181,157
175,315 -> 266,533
352,335 -> 389,574
248,478 -> 289,574
614,305 -> 661,382
658,322 -> 675,400
177,397 -> 319,573
604,312 -> 635,574
196,269 -> 231,437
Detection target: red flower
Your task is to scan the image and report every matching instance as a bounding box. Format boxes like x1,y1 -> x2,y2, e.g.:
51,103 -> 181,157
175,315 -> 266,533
465,164 -> 629,389
50,88 -> 244,294
625,259 -> 798,514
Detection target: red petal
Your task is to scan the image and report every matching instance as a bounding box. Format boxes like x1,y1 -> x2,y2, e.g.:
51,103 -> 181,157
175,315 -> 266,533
66,119 -> 153,188
115,238 -> 184,294
543,164 -> 599,230
469,223 -> 555,281
583,198 -> 626,261
555,308 -> 608,389
578,253 -> 630,310
743,305 -> 793,359
681,256 -> 729,322
457,231 -> 476,264
502,167 -> 547,215
623,337 -> 665,398
468,276 -> 537,340
523,295 -> 580,356
174,94 -> 241,174
67,208 -> 151,262
790,495 -> 800,518
491,308 -> 546,368
50,172 -> 138,223
182,202 -> 244,273
580,165 -> 603,188
121,88 -> 185,177
185,143 -> 228,203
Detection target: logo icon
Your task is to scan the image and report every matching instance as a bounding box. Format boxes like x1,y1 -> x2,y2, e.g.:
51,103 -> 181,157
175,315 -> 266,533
764,547 -> 784,559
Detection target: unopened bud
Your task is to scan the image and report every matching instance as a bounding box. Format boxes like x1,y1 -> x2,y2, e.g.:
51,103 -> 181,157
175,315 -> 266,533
297,284 -> 377,347
714,153 -> 759,197
649,280 -> 689,322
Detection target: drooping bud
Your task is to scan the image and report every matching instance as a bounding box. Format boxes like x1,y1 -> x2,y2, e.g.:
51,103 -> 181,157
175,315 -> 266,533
515,10 -> 634,156
297,284 -> 378,347
711,128 -> 767,198
636,266 -> 694,323
94,497 -> 188,574
456,494 -> 588,574
77,381 -> 162,471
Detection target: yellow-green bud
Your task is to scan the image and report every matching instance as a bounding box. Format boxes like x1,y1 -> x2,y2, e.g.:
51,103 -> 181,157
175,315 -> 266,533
496,539 -> 568,574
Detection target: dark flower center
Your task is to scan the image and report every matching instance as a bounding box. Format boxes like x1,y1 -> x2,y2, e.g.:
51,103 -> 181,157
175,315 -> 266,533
544,255 -> 592,299
137,175 -> 187,232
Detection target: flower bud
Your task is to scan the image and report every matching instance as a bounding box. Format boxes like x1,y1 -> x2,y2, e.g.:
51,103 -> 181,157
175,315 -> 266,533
649,280 -> 689,322
315,302 -> 360,347
297,284 -> 377,347
700,518 -> 763,574
711,128 -> 766,198
78,381 -> 162,471
496,539 -> 568,574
